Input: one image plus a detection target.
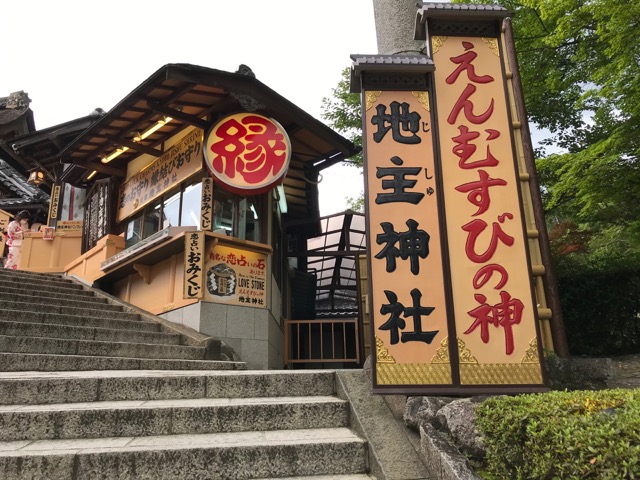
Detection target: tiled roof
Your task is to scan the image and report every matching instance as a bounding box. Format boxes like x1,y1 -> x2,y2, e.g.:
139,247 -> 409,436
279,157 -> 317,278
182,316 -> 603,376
350,54 -> 434,92
415,2 -> 511,40
419,2 -> 509,14
0,159 -> 49,209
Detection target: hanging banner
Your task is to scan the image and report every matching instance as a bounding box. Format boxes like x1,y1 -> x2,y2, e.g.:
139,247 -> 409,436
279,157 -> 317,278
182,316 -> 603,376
201,177 -> 214,232
117,128 -> 204,221
183,231 -> 204,299
203,243 -> 267,307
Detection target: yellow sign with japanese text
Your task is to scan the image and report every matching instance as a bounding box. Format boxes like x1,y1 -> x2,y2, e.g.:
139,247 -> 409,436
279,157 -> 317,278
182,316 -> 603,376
432,36 -> 542,386
117,129 -> 204,222
364,90 -> 453,388
183,231 -> 204,299
203,243 -> 267,308
361,34 -> 545,394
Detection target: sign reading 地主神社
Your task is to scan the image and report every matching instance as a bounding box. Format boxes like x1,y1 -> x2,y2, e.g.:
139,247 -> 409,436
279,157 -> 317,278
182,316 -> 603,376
204,113 -> 291,195
352,4 -> 548,395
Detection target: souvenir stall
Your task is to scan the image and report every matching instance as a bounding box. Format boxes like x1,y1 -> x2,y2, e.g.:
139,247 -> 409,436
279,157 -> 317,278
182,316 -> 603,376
52,64 -> 359,369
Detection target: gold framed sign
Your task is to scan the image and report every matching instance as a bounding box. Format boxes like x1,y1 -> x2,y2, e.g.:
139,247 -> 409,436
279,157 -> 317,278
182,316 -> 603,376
358,22 -> 547,395
203,243 -> 267,308
118,128 -> 204,222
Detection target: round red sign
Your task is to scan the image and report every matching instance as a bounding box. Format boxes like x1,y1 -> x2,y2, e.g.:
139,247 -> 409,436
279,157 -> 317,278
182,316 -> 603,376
204,113 -> 291,195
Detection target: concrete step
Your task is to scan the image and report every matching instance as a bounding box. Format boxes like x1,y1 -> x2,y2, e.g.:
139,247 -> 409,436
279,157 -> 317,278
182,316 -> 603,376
0,353 -> 246,372
0,335 -> 205,360
256,476 -> 375,480
0,395 -> 349,441
0,270 -> 71,282
0,428 -> 367,479
4,309 -> 160,332
0,282 -> 99,300
0,278 -> 88,298
0,298 -> 127,315
0,292 -> 112,310
0,269 -> 69,280
0,370 -> 336,405
0,300 -> 139,321
0,270 -> 80,287
0,321 -> 183,346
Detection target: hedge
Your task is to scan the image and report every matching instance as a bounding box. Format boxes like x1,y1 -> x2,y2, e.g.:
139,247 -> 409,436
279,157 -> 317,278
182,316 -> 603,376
475,389 -> 640,479
557,268 -> 640,356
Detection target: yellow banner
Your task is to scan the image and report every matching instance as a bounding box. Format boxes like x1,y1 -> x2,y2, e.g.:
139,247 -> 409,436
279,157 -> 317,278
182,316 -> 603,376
56,220 -> 83,232
0,211 -> 10,255
117,128 -> 204,221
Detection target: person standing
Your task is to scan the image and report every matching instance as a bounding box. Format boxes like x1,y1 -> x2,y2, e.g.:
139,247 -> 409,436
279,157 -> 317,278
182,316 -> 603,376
4,210 -> 30,270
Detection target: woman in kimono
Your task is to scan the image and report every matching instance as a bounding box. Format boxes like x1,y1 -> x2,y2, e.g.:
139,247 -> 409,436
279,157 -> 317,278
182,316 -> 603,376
4,210 -> 30,270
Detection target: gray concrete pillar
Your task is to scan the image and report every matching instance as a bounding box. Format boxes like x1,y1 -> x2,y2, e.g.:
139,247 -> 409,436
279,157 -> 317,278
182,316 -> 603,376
373,0 -> 424,54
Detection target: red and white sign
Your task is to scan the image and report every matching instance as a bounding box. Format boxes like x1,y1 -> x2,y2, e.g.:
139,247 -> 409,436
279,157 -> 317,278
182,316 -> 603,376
204,113 -> 291,195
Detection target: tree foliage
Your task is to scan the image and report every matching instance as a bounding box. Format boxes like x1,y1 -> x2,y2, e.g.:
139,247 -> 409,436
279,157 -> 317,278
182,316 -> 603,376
321,68 -> 365,210
321,68 -> 363,168
322,1 -> 640,262
453,0 -> 640,272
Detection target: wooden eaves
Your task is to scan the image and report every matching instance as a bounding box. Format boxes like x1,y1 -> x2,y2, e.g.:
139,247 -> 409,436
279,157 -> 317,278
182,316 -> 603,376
56,63 -> 361,224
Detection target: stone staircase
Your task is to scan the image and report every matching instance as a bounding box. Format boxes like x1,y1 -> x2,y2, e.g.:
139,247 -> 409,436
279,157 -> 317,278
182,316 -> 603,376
0,269 -> 242,371
0,269 -> 374,479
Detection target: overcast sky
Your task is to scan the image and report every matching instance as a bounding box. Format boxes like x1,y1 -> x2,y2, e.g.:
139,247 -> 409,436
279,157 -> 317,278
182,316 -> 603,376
0,0 -> 379,215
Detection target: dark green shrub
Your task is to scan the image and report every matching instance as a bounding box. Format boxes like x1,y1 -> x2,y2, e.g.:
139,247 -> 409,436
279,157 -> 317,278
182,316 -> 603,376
476,389 -> 640,479
557,268 -> 640,356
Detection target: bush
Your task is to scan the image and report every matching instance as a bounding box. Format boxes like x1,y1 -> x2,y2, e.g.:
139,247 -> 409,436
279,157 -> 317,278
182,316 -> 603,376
557,268 -> 640,356
475,389 -> 640,479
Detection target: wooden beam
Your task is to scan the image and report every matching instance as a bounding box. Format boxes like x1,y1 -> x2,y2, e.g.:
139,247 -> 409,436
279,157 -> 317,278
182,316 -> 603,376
133,263 -> 152,284
147,101 -> 210,130
67,161 -> 126,178
108,136 -> 162,157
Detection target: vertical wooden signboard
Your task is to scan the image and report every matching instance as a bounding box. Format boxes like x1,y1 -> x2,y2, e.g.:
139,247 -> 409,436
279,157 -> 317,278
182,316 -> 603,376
353,5 -> 547,394
201,177 -> 214,232
363,88 -> 453,388
431,33 -> 542,387
48,184 -> 61,226
184,231 -> 204,299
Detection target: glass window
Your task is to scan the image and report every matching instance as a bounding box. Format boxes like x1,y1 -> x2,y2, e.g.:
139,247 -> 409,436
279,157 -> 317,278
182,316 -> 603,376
125,215 -> 143,248
120,177 -> 264,248
213,189 -> 235,235
143,199 -> 162,239
181,182 -> 202,227
238,197 -> 260,242
212,188 -> 261,241
163,189 -> 181,228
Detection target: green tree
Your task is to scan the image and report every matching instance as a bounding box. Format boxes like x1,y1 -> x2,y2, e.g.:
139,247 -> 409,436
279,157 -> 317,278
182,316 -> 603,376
453,0 -> 640,272
321,68 -> 365,211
